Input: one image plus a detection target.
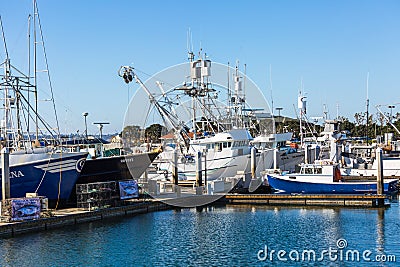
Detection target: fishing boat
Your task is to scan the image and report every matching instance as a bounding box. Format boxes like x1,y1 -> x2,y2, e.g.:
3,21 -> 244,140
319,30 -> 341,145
341,144 -> 400,178
264,160 -> 398,195
340,109 -> 400,178
158,128 -> 255,181
119,52 -> 273,182
251,131 -> 305,172
61,135 -> 161,184
0,1 -> 88,207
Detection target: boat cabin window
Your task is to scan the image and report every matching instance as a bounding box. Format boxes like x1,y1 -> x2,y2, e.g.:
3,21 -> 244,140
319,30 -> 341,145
302,166 -> 322,174
304,168 -> 313,174
215,143 -> 222,152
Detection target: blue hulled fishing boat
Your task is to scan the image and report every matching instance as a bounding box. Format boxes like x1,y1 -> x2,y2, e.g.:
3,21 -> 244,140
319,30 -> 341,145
0,1 -> 87,207
264,161 -> 398,195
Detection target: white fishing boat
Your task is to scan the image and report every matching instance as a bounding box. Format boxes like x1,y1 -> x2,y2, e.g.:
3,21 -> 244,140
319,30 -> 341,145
158,128 -> 255,181
341,144 -> 400,177
119,52 -> 273,182
251,131 -> 305,172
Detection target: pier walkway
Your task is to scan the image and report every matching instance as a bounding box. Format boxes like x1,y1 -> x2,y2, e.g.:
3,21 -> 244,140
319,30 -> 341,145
0,200 -> 169,238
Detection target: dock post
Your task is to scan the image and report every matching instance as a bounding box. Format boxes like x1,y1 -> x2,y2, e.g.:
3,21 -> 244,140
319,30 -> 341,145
1,148 -> 10,200
203,149 -> 207,194
251,147 -> 257,178
172,149 -> 178,186
376,147 -> 384,206
196,151 -> 202,187
304,145 -> 310,164
273,148 -> 278,170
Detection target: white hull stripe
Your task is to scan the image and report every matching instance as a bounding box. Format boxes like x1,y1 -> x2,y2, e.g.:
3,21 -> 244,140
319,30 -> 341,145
45,166 -> 77,173
34,159 -> 77,168
34,160 -> 78,173
34,165 -> 77,173
36,163 -> 77,172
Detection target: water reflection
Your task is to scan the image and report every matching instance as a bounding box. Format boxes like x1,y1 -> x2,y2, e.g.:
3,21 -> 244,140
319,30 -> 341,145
0,202 -> 399,266
376,208 -> 385,254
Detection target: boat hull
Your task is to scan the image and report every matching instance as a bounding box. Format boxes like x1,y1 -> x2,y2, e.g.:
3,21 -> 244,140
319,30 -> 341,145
3,152 -> 87,207
77,151 -> 160,184
266,174 -> 398,195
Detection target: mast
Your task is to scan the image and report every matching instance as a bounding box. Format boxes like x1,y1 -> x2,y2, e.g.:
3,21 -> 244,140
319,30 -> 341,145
298,90 -> 307,147
33,0 -> 39,141
1,16 -> 10,145
270,64 -> 276,134
365,72 -> 369,145
233,61 -> 243,128
227,62 -> 231,120
27,14 -> 31,134
243,63 -> 247,128
190,51 -> 197,140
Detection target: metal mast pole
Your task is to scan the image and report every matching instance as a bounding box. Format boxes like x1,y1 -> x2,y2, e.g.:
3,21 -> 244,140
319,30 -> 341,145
33,0 -> 39,141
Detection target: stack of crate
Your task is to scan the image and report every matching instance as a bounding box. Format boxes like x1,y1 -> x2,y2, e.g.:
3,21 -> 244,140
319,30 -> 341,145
76,181 -> 119,210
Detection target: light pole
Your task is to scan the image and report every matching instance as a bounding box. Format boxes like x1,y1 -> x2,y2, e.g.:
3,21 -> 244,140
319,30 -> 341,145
83,112 -> 89,139
388,105 -> 395,123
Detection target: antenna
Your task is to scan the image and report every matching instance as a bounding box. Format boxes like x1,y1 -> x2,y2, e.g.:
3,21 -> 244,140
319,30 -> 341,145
227,61 -> 231,118
323,104 -> 328,120
269,64 -> 275,133
269,64 -> 273,113
244,63 -> 247,108
336,102 -> 339,120
187,28 -> 194,61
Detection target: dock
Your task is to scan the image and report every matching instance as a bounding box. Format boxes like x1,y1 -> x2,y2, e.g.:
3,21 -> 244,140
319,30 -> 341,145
224,194 -> 389,207
0,200 -> 169,238
0,193 -> 393,238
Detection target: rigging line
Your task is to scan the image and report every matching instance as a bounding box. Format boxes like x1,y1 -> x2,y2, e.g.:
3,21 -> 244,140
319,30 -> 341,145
0,16 -> 10,60
17,99 -> 34,148
134,67 -> 183,90
196,97 -> 226,132
35,149 -> 54,193
34,2 -> 60,139
18,95 -> 59,141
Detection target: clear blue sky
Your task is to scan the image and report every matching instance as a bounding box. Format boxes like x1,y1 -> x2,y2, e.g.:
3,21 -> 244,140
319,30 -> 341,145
1,0 -> 399,135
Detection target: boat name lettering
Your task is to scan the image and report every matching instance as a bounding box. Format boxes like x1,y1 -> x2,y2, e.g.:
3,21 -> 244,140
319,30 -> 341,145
10,170 -> 24,178
121,158 -> 135,163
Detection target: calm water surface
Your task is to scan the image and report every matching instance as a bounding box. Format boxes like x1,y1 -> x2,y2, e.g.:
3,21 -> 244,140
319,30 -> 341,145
1,200 -> 400,266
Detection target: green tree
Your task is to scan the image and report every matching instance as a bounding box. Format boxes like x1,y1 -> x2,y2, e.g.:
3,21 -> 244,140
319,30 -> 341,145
145,124 -> 166,143
122,125 -> 143,146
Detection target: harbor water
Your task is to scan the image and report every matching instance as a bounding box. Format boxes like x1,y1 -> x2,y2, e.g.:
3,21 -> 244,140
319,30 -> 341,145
1,200 -> 400,266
